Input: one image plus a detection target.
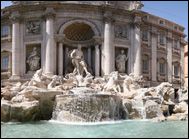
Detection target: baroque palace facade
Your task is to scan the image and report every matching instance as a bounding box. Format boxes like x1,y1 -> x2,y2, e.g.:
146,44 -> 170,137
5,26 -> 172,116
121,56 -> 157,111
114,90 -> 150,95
1,1 -> 187,88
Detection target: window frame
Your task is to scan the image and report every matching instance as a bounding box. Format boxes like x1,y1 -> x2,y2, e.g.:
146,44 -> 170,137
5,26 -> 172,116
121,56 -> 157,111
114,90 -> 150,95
1,25 -> 10,37
1,55 -> 9,71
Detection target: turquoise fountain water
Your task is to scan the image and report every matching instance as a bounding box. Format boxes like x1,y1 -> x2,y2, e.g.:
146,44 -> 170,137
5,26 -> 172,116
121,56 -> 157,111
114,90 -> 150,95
1,120 -> 188,138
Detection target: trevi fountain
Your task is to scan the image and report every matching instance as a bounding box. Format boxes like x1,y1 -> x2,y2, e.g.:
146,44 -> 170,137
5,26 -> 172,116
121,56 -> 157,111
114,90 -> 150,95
1,45 -> 188,138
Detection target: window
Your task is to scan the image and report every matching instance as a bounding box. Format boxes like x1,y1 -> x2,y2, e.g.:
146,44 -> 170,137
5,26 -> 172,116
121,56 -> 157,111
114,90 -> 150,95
142,55 -> 149,72
142,30 -> 148,41
1,25 -> 9,37
1,56 -> 9,70
173,63 -> 180,78
159,33 -> 165,45
174,66 -> 179,77
159,59 -> 166,75
174,40 -> 179,49
143,15 -> 149,21
159,20 -> 164,25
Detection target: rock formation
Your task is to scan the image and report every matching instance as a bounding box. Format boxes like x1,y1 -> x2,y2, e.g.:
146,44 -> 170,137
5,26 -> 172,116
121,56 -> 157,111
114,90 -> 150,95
1,69 -> 188,122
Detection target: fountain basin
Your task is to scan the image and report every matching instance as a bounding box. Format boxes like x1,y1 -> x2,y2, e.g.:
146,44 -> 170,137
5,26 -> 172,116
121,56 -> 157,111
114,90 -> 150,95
52,87 -> 127,122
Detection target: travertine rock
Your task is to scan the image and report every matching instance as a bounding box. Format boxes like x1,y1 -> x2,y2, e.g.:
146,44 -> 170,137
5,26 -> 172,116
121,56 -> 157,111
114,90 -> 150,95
145,100 -> 163,119
1,99 -> 40,122
1,69 -> 188,122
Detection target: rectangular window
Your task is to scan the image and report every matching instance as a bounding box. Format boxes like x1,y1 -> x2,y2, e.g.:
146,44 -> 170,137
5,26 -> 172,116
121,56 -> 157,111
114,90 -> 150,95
1,56 -> 9,70
143,60 -> 148,72
159,33 -> 165,45
160,63 -> 165,74
142,30 -> 148,41
1,25 -> 9,37
174,65 -> 179,77
174,40 -> 179,49
159,20 -> 164,25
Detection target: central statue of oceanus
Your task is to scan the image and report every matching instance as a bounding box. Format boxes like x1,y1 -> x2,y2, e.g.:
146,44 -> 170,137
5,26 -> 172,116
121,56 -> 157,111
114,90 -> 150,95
70,44 -> 90,76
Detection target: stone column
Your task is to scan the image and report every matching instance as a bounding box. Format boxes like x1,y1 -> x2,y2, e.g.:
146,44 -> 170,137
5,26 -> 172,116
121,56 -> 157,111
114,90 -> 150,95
10,12 -> 21,79
129,23 -> 134,73
65,47 -> 69,68
95,45 -> 100,76
133,16 -> 142,76
58,43 -> 63,75
45,8 -> 56,76
103,11 -> 114,75
20,23 -> 25,76
42,20 -> 46,71
87,47 -> 91,67
151,27 -> 158,82
167,35 -> 173,83
180,42 -> 184,86
8,53 -> 12,73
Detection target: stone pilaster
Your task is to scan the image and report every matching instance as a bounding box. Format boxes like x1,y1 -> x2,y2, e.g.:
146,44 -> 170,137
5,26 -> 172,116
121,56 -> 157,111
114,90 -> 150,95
103,11 -> 114,75
58,43 -> 63,75
44,8 -> 56,76
151,27 -> 158,82
133,15 -> 142,76
9,11 -> 21,79
180,42 -> 185,86
167,34 -> 173,83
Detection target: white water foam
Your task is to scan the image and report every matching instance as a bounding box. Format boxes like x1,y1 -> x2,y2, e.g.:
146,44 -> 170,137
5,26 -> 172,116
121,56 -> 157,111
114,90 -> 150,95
48,119 -> 150,125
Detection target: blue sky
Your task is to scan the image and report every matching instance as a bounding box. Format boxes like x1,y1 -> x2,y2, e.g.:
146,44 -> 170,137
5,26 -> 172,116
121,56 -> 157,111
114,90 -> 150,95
1,1 -> 188,40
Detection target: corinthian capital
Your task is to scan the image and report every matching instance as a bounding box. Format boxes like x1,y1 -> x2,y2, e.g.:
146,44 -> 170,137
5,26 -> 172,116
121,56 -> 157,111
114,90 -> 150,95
43,7 -> 56,19
9,11 -> 22,23
133,15 -> 142,28
103,11 -> 115,23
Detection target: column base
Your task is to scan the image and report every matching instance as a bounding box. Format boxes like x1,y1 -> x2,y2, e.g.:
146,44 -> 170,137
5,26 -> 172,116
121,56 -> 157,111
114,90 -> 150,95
9,75 -> 21,80
45,72 -> 54,77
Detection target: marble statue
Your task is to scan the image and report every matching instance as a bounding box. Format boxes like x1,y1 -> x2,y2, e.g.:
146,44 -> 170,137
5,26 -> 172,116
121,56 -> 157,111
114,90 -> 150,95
103,71 -> 121,93
27,47 -> 40,71
70,44 -> 90,76
28,69 -> 46,88
116,50 -> 128,73
1,67 -> 188,122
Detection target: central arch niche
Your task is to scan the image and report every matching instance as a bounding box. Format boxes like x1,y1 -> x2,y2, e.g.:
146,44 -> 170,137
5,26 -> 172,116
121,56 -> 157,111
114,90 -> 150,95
64,23 -> 95,41
61,22 -> 97,75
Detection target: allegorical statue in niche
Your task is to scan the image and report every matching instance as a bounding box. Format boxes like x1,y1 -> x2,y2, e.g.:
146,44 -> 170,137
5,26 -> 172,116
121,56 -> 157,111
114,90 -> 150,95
27,47 -> 40,71
70,44 -> 90,76
116,49 -> 128,73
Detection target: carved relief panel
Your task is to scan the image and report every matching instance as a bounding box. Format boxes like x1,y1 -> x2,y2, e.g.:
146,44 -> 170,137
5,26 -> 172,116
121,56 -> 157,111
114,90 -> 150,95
26,20 -> 41,34
115,25 -> 128,39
